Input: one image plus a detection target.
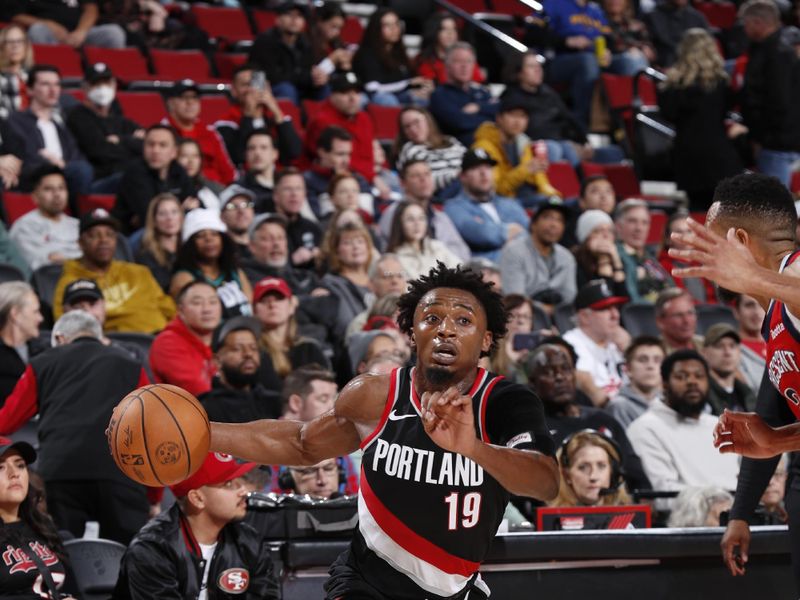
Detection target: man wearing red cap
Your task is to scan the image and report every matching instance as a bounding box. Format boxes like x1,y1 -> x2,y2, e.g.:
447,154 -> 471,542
114,452 -> 279,600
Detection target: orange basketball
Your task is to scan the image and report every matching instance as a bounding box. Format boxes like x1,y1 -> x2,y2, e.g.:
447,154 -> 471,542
107,384 -> 210,487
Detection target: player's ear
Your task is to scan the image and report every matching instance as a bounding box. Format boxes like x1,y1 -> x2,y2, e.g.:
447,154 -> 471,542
734,227 -> 749,246
481,331 -> 492,354
409,332 -> 416,351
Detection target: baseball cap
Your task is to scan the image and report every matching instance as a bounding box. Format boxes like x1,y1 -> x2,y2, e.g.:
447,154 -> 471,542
212,316 -> 263,352
86,62 -> 114,85
182,208 -> 227,243
63,279 -> 103,306
0,437 -> 36,464
276,0 -> 308,14
575,279 -> 628,311
253,277 -> 292,303
170,452 -> 257,498
498,96 -> 529,114
80,208 -> 120,235
532,197 -> 571,222
704,323 -> 741,347
461,148 -> 497,171
170,78 -> 199,97
249,212 -> 288,240
220,184 -> 256,210
330,72 -> 361,93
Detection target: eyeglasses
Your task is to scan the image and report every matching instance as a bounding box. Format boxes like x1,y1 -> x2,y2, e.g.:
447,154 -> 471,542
289,463 -> 338,481
224,201 -> 254,211
2,39 -> 26,47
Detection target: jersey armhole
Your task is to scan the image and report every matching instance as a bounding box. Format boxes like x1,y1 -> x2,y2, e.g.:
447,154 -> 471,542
359,368 -> 402,451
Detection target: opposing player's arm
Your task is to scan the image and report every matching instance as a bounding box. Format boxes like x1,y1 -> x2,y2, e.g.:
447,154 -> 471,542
209,374 -> 388,466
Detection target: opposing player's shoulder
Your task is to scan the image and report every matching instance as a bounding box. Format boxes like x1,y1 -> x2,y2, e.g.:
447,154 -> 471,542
336,371 -> 393,421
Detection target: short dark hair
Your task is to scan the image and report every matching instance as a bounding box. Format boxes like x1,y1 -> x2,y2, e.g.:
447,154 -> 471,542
580,174 -> 611,199
660,349 -> 709,382
399,158 -> 429,179
232,62 -> 261,79
711,173 -> 796,238
396,262 -> 507,356
274,166 -> 303,188
28,64 -> 60,87
244,128 -> 274,148
318,126 -> 352,152
624,335 -> 664,364
30,164 -> 65,189
178,137 -> 201,153
282,364 -> 336,405
175,280 -> 216,305
146,123 -> 178,144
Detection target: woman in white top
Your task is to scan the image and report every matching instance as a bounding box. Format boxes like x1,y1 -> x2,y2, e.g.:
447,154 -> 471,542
385,201 -> 460,280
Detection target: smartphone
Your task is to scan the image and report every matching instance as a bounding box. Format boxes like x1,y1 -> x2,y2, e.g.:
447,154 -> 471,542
251,70 -> 266,91
513,332 -> 543,352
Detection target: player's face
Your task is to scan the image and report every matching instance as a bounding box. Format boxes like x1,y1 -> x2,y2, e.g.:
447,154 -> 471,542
290,459 -> 339,499
412,288 -> 492,389
200,476 -> 249,522
564,444 -> 611,506
529,346 -> 576,406
0,450 -> 28,513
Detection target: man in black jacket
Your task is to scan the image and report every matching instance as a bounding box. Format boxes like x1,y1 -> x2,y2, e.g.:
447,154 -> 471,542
200,316 -> 282,422
644,0 -> 709,67
0,310 -> 150,544
114,452 -> 280,600
112,124 -> 193,233
740,0 -> 800,188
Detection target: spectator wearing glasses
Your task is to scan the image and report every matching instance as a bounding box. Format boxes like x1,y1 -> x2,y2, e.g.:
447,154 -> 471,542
344,254 -> 408,339
219,185 -> 256,259
0,25 -> 33,120
279,459 -> 344,499
654,287 -> 702,354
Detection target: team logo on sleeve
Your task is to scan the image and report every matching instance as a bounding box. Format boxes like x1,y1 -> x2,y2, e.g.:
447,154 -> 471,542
218,568 -> 249,593
506,432 -> 533,449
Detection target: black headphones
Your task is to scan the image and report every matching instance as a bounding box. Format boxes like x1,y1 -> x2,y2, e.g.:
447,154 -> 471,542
559,429 -> 625,493
277,458 -> 347,492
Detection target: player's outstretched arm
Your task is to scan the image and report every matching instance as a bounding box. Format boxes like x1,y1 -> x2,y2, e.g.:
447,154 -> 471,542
421,389 -> 560,501
209,374 -> 388,466
714,409 -> 800,458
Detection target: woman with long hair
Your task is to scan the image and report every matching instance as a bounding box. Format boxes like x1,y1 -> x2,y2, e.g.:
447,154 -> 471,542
0,25 -> 33,119
394,107 -> 466,198
352,8 -> 432,106
310,2 -> 353,72
136,193 -> 183,292
417,14 -> 484,85
170,208 -> 252,318
550,430 -> 631,507
386,201 -> 459,280
177,138 -> 223,212
659,28 -> 744,211
0,282 -> 43,401
0,438 -> 72,599
572,209 -> 628,294
252,277 -> 330,392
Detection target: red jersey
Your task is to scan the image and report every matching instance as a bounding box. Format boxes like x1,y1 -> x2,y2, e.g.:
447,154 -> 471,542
764,250 -> 800,419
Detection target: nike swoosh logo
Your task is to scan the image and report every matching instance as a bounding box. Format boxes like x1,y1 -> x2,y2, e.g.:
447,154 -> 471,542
388,409 -> 417,421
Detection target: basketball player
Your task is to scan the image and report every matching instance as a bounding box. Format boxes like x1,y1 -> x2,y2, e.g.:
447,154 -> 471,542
210,263 -> 559,600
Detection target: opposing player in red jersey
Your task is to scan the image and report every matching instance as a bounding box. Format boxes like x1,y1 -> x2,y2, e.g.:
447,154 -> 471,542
209,263 -> 559,599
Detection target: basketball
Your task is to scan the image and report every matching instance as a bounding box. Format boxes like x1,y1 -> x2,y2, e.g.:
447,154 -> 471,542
107,384 -> 210,487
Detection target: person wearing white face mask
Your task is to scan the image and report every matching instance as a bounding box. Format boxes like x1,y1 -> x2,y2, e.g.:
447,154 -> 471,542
66,63 -> 145,194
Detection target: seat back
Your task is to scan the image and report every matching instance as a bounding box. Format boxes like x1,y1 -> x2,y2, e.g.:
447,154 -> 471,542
116,92 -> 167,127
77,195 -> 115,217
367,104 -> 402,142
696,304 -> 738,336
252,10 -> 277,33
150,49 -> 213,82
621,302 -> 659,337
190,6 -> 254,43
84,47 -> 151,82
341,16 -> 365,45
553,303 -> 575,334
0,263 -> 26,283
546,161 -> 581,198
62,538 -> 127,600
532,301 -> 552,331
32,44 -> 83,79
2,192 -> 35,225
200,95 -> 233,124
30,263 -> 64,328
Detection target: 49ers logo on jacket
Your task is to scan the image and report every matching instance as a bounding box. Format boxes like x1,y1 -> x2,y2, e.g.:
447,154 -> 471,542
218,568 -> 249,593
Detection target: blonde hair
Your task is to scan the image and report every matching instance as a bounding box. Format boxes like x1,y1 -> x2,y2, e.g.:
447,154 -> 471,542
320,221 -> 376,275
0,25 -> 33,72
259,317 -> 299,378
550,431 -> 632,508
140,193 -> 182,268
664,29 -> 727,92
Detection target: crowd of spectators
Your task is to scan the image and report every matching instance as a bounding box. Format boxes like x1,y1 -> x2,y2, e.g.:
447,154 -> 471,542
0,0 -> 798,594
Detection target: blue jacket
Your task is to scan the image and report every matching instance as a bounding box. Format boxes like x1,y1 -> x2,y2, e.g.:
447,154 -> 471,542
429,83 -> 498,146
542,0 -> 609,40
444,192 -> 529,262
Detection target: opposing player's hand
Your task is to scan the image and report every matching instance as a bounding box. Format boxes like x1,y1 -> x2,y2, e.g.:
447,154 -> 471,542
721,519 -> 750,576
668,218 -> 760,294
421,387 -> 477,456
713,409 -> 780,459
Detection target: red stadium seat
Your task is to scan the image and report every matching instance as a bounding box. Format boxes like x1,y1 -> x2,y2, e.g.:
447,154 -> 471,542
116,91 -> 167,127
84,47 -> 152,82
200,95 -> 233,123
580,161 -> 605,178
341,16 -> 364,45
603,163 -> 641,199
214,52 -> 247,80
791,171 -> 800,194
150,49 -> 225,84
647,210 -> 667,246
546,162 -> 581,198
490,0 -> 534,18
277,99 -> 304,138
190,6 -> 253,43
252,10 -> 277,34
2,192 -> 35,226
696,2 -> 737,30
452,0 -> 488,13
32,44 -> 83,79
77,194 -> 115,216
367,104 -> 401,142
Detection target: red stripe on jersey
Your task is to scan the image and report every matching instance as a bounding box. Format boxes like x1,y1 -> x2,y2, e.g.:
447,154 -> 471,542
360,471 -> 480,577
360,369 -> 401,450
478,376 -> 504,444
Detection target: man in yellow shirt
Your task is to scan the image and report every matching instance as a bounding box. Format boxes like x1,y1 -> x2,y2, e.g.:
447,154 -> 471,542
53,209 -> 175,333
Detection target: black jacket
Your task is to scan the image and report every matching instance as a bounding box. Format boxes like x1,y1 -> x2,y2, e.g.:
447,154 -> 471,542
501,84 -> 587,143
113,159 -> 193,233
249,27 -> 315,94
707,376 -> 757,416
216,115 -> 301,170
66,103 -> 143,179
114,504 -> 280,600
742,29 -> 800,152
200,377 -> 283,423
0,342 -> 25,406
237,172 -> 275,214
239,258 -> 320,295
644,4 -> 709,67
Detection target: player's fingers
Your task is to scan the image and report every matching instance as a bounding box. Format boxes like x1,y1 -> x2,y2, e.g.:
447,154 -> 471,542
668,247 -> 712,264
740,537 -> 750,566
671,266 -> 710,280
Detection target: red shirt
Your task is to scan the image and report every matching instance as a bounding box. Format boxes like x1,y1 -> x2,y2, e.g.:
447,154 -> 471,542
166,115 -> 237,185
149,317 -> 217,397
304,99 -> 375,181
417,56 -> 484,85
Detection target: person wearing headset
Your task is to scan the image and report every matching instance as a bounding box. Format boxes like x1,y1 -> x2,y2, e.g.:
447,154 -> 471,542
549,429 -> 631,507
278,458 -> 346,500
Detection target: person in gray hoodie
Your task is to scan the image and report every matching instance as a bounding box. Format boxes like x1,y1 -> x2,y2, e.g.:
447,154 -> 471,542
607,336 -> 665,428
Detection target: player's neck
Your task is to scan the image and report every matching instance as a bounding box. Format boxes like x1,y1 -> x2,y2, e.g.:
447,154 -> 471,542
413,366 -> 478,395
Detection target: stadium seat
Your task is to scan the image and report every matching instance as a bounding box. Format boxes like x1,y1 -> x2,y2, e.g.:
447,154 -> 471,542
553,303 -> 575,334
200,95 -> 233,123
77,194 -> 115,216
696,304 -> 738,335
84,47 -> 152,82
603,163 -> 641,199
277,99 -> 304,138
214,52 -> 248,79
0,263 -> 26,283
190,5 -> 254,44
252,9 -> 277,34
1,192 -> 35,226
452,0 -> 489,13
367,104 -> 402,142
490,0 -> 534,18
116,91 -> 167,127
621,302 -> 659,337
30,263 -> 63,327
341,16 -> 365,45
61,538 -> 126,600
546,161 -> 581,198
647,210 -> 668,246
792,171 -> 800,194
580,161 -> 605,178
106,332 -> 155,356
32,44 -> 83,80
696,2 -> 737,30
689,211 -> 707,225
150,49 -> 226,84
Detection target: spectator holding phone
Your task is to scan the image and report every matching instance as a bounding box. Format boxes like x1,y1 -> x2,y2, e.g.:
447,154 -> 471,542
490,294 -> 548,383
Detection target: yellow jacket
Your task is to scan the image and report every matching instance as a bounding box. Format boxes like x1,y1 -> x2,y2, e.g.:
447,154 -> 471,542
472,121 -> 560,199
53,260 -> 176,333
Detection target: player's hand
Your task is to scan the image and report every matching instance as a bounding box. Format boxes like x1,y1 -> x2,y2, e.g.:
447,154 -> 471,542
421,387 -> 477,456
668,218 -> 761,294
721,519 -> 750,576
713,409 -> 781,459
